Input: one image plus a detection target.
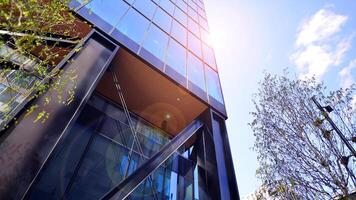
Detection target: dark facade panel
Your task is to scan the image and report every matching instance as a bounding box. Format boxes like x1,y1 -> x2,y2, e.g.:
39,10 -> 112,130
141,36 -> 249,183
0,31 -> 118,199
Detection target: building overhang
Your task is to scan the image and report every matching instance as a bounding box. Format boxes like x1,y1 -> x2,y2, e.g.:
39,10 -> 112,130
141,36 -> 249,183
95,48 -> 208,137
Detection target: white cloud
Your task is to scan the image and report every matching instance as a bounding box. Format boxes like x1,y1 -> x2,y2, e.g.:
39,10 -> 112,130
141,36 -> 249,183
339,59 -> 356,88
296,9 -> 347,46
291,8 -> 352,80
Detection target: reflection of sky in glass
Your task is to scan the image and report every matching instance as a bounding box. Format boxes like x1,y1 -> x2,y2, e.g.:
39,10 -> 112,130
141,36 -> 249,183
187,52 -> 205,91
171,20 -> 187,46
86,0 -> 129,26
116,8 -> 150,44
142,24 -> 169,60
166,39 -> 186,76
205,66 -> 223,103
153,7 -> 172,33
133,0 -> 156,19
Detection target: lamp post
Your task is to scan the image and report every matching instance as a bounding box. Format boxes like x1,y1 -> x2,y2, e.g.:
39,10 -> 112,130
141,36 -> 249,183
311,96 -> 356,157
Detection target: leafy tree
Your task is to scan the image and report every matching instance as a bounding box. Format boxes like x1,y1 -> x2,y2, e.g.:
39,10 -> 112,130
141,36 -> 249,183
250,71 -> 356,199
0,0 -> 88,128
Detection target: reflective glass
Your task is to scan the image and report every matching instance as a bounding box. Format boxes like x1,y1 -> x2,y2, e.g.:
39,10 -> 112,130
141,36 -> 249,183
125,0 -> 135,4
171,20 -> 187,46
142,24 -> 169,61
165,38 -> 186,76
188,0 -> 198,11
205,66 -> 224,103
188,32 -> 202,57
176,0 -> 188,13
174,6 -> 188,27
199,14 -> 208,30
153,7 -> 172,33
188,6 -> 199,22
200,27 -> 211,46
67,135 -> 130,200
116,8 -> 150,44
187,52 -> 205,91
202,43 -> 217,69
188,17 -> 200,37
0,86 -> 17,104
133,0 -> 157,19
159,0 -> 175,15
86,0 -> 129,26
128,153 -> 196,200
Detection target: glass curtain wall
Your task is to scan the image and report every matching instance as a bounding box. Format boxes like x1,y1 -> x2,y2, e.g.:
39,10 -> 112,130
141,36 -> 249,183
0,43 -> 41,127
71,0 -> 226,111
26,93 -> 171,200
26,92 -> 217,200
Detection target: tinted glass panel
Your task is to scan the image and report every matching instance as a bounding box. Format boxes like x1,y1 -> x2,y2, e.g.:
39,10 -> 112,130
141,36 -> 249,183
133,0 -> 157,19
171,20 -> 187,46
188,0 -> 198,11
66,135 -> 129,200
202,43 -> 217,69
199,15 -> 209,30
86,0 -> 129,26
166,39 -> 186,76
142,24 -> 169,61
174,7 -> 187,27
188,6 -> 199,22
188,32 -> 202,57
206,66 -> 224,103
200,27 -> 211,46
159,0 -> 175,14
153,7 -> 172,33
188,17 -> 200,37
176,0 -> 188,13
187,52 -> 205,91
116,8 -> 150,44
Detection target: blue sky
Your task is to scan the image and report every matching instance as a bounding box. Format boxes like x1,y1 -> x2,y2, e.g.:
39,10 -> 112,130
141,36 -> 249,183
205,0 -> 356,197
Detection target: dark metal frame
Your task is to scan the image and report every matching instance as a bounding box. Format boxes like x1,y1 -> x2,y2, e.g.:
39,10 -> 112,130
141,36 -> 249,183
0,30 -> 119,200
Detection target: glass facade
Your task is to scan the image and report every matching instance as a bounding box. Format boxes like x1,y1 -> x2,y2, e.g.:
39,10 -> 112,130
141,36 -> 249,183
0,43 -> 41,127
0,1 -> 239,199
27,93 -> 210,200
72,0 -> 226,113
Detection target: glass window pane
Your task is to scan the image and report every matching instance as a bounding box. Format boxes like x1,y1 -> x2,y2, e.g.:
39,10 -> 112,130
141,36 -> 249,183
200,27 -> 212,46
188,6 -> 199,22
159,0 -> 175,14
142,24 -> 169,60
153,7 -> 172,33
188,0 -> 198,11
0,87 -> 17,104
171,20 -> 187,46
116,8 -> 150,44
202,43 -> 217,69
125,0 -> 135,4
188,32 -> 202,57
187,52 -> 205,91
205,66 -> 224,103
176,0 -> 188,13
174,7 -> 187,27
86,0 -> 129,26
199,15 -> 209,30
188,17 -> 200,37
133,0 -> 157,19
166,39 -> 186,76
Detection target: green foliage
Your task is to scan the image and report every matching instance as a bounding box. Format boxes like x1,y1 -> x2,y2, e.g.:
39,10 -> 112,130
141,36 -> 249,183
250,71 -> 356,199
0,0 -> 80,127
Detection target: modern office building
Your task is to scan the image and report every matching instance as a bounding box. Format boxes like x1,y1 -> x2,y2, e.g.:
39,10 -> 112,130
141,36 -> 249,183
0,0 -> 239,199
